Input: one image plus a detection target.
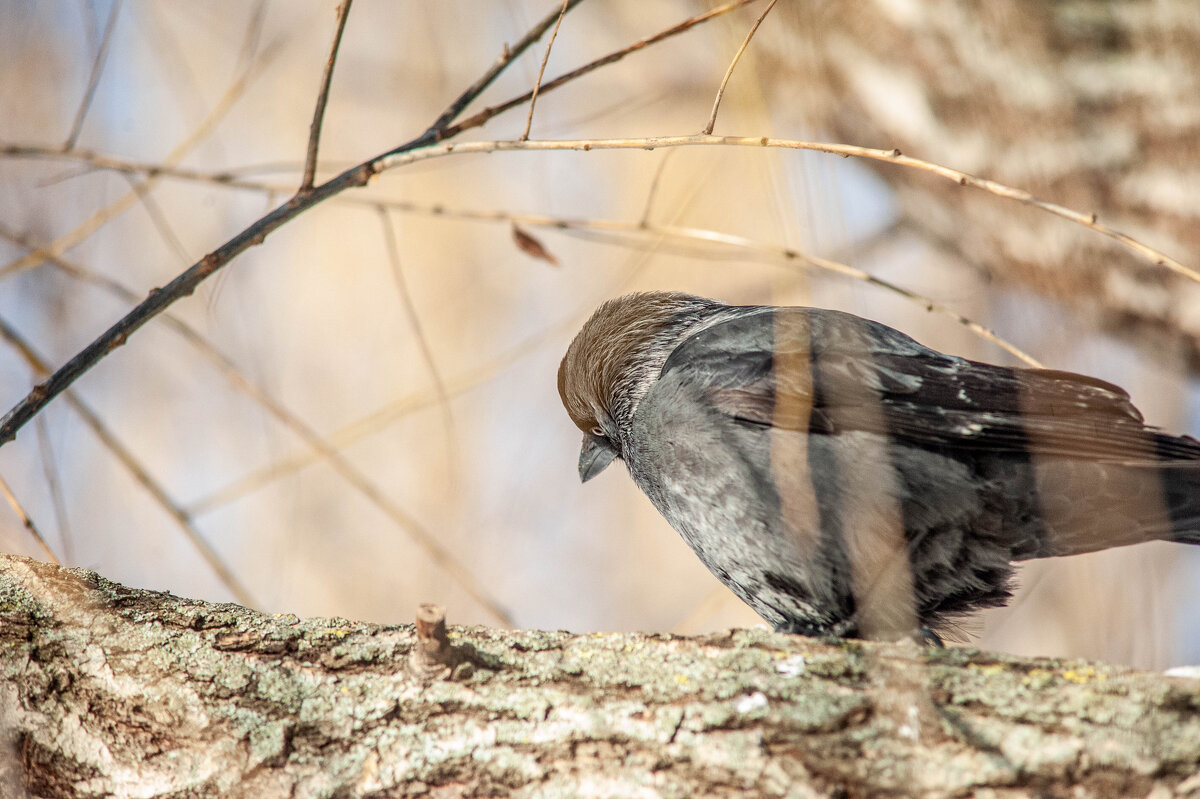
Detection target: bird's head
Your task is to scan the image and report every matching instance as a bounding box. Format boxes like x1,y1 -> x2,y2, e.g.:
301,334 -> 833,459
558,291 -> 721,481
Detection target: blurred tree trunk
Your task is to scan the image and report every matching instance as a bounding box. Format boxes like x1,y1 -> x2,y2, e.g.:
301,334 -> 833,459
2,555 -> 1199,797
766,0 -> 1200,365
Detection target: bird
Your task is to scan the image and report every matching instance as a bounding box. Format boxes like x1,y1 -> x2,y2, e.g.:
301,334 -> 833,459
558,291 -> 1200,640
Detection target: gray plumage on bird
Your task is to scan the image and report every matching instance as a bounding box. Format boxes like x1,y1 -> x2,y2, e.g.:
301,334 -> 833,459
558,291 -> 1200,641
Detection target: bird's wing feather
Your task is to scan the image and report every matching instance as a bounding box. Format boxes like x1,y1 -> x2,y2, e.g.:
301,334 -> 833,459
660,306 -> 1200,463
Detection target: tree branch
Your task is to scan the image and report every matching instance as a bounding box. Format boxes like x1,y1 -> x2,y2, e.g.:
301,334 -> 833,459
2,554 -> 1198,796
300,0 -> 353,193
520,0 -> 570,141
0,0 -> 744,447
63,0 -> 124,150
704,0 -> 777,134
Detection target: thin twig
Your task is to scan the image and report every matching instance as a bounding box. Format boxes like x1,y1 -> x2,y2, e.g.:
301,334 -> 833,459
639,150 -> 677,226
18,143 -> 1046,367
351,199 -> 1045,367
61,391 -> 258,606
2,0 -> 745,187
376,205 -> 463,528
704,0 -> 777,135
599,222 -> 1045,366
64,0 -> 124,150
0,4 -> 749,446
0,27 -> 289,281
521,0 -> 571,141
376,206 -> 456,442
183,313 -> 582,516
0,144 -> 304,191
373,136 -> 1193,284
18,131 -> 1178,293
34,414 -> 73,563
123,173 -> 191,265
0,471 -> 58,564
27,122 -> 1114,367
0,223 -> 513,627
421,0 -> 587,137
0,316 -> 255,605
438,0 -> 759,143
238,1 -> 270,71
301,0 -> 354,193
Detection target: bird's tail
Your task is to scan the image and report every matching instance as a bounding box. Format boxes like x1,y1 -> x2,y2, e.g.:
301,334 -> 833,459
1031,446 -> 1200,558
1158,460 -> 1200,546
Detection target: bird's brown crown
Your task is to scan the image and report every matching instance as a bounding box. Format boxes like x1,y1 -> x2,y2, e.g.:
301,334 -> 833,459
558,292 -> 710,433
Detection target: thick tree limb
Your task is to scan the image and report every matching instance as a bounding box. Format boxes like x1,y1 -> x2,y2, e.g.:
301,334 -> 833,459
2,555 -> 1199,797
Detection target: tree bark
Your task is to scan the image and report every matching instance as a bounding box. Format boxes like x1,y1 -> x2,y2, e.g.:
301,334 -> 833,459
2,554 -> 1199,798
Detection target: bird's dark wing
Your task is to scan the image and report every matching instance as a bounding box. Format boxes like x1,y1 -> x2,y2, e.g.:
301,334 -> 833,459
660,306 -> 1200,463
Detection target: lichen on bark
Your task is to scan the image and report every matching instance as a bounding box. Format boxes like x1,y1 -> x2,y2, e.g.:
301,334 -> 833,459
2,554 -> 1199,798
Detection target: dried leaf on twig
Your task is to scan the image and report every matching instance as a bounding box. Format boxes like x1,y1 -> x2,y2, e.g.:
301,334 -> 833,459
512,223 -> 559,266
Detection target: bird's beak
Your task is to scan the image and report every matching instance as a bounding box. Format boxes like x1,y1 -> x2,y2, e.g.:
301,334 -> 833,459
578,434 -> 617,482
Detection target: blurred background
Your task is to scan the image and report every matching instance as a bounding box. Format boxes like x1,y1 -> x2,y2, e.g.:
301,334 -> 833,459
1,0 -> 1198,668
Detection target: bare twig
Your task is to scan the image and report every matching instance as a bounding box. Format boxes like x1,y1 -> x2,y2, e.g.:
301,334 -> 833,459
301,0 -> 354,193
439,0 -> 758,143
0,316 -> 255,605
0,223 -> 513,627
64,0 -> 124,150
344,199 -> 1046,367
377,207 -> 455,437
650,222 -> 1047,368
123,173 -> 191,265
0,27 -> 289,281
181,307 -> 589,517
0,144 -> 305,191
373,136 -> 1192,284
15,130 -> 1178,296
521,0 -> 571,141
38,140 -> 1073,369
639,150 -> 677,226
60,392 -> 258,607
0,4 -> 748,446
238,1 -> 270,70
583,225 -> 1045,367
34,415 -> 73,563
421,0 -> 587,137
704,0 -> 777,135
0,471 -> 58,564
181,360 -> 519,516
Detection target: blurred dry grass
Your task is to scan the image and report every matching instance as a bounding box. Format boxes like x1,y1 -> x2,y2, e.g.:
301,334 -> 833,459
0,1 -> 1197,668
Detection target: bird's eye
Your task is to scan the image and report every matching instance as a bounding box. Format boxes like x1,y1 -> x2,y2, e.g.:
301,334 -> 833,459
590,426 -> 604,437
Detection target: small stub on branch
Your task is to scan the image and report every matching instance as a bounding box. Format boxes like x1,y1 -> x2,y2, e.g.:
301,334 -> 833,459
408,603 -> 477,680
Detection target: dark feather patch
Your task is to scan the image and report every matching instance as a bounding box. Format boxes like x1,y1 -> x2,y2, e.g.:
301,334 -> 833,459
665,307 -> 1200,464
